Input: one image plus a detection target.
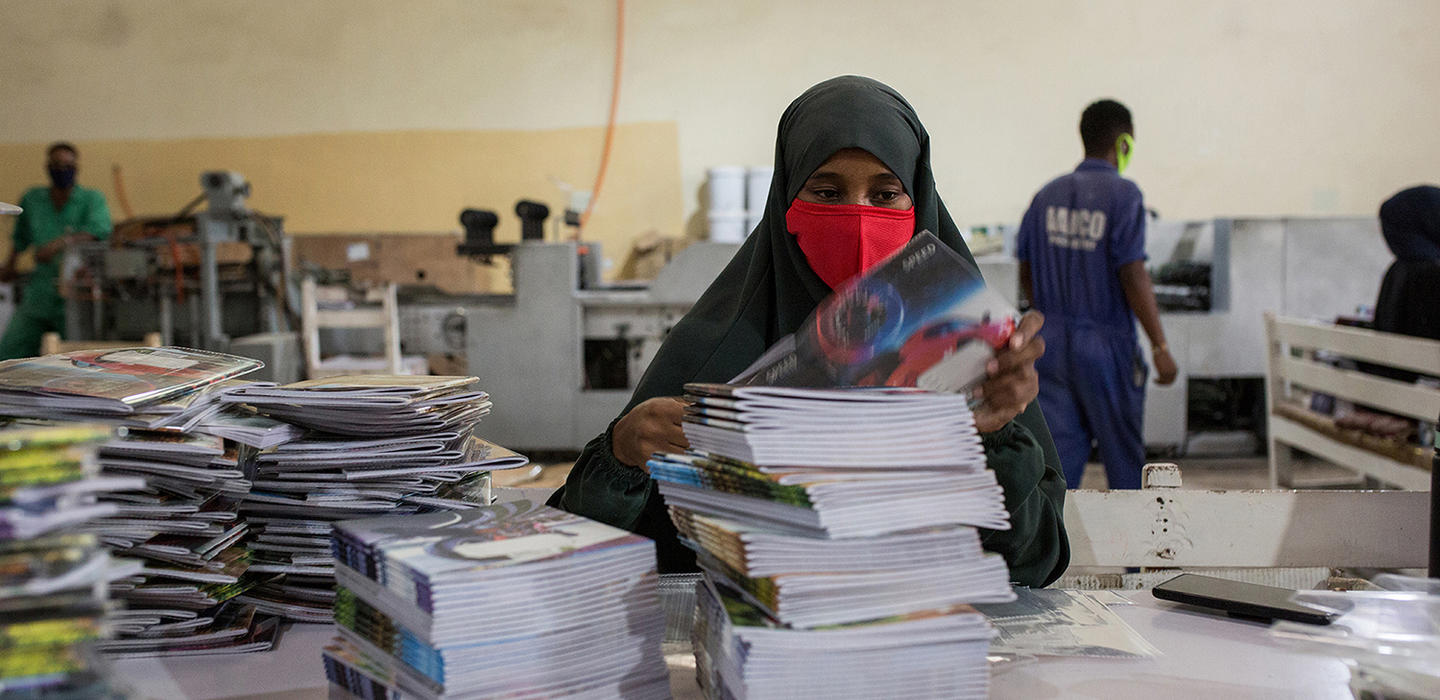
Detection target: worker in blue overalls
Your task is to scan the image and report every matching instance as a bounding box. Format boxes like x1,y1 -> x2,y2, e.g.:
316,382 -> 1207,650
1015,99 -> 1177,489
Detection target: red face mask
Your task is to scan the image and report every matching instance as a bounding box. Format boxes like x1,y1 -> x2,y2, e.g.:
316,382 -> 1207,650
786,199 -> 916,289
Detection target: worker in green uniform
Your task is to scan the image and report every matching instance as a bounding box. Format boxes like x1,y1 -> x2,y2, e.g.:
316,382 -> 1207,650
550,76 -> 1069,587
0,142 -> 113,359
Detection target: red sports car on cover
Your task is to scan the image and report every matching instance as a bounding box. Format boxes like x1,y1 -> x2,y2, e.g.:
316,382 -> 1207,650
855,314 -> 1015,388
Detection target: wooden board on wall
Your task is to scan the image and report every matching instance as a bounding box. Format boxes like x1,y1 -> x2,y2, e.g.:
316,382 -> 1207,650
293,233 -> 497,295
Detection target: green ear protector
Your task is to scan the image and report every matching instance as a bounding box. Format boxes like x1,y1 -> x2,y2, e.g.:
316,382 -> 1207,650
1115,133 -> 1135,174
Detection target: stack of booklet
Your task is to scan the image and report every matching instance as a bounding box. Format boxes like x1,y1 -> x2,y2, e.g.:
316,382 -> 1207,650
651,383 -> 1016,699
0,347 -> 261,419
0,346 -> 290,658
87,431 -> 283,656
322,501 -> 670,699
0,422 -> 140,697
222,376 -> 529,622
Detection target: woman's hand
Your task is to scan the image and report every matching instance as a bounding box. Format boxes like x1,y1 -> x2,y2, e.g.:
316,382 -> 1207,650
973,311 -> 1046,434
611,396 -> 689,472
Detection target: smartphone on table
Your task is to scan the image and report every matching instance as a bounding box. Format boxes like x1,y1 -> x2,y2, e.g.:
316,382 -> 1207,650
1152,573 -> 1337,625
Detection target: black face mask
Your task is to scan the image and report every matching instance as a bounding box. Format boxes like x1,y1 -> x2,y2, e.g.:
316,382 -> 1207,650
48,166 -> 76,190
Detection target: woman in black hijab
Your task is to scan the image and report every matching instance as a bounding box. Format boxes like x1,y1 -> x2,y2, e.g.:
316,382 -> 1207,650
1375,185 -> 1440,344
550,76 -> 1069,587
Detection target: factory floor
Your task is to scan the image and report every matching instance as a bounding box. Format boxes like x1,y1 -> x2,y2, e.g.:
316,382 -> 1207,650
497,450 -> 1368,495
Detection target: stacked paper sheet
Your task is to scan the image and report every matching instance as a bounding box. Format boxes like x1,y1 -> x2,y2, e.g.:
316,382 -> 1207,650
0,422 -> 140,697
322,501 -> 670,699
0,347 -> 261,418
223,376 -> 529,622
86,431 -> 284,656
694,579 -> 993,699
224,376 -> 492,438
652,383 -> 1015,699
0,347 -> 288,658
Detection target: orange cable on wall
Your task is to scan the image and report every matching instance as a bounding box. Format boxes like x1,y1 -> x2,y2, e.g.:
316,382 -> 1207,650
111,164 -> 135,219
578,0 -> 625,239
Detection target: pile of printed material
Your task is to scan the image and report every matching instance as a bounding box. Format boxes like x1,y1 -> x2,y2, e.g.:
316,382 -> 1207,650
89,429 -> 282,656
0,347 -> 292,657
321,501 -> 671,699
652,383 -> 1016,699
222,376 -> 528,623
0,421 -> 141,697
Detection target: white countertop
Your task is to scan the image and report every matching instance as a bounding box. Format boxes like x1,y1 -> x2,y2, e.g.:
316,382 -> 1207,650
110,590 -> 1352,699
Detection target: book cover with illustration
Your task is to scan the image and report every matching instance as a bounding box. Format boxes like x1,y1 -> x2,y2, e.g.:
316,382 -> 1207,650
647,452 -> 815,508
0,347 -> 262,412
332,500 -> 652,585
733,230 -> 1017,393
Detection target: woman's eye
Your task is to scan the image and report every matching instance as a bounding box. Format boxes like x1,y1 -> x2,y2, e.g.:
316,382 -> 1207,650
874,191 -> 900,202
811,188 -> 840,200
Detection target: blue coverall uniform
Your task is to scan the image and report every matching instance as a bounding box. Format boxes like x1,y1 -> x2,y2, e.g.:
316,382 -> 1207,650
1016,158 -> 1148,489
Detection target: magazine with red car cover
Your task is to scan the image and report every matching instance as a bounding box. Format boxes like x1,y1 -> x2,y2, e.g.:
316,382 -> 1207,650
732,231 -> 1017,393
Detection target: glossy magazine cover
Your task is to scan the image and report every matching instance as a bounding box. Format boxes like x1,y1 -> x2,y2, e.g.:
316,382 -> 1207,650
0,347 -> 261,410
733,230 -> 1017,392
332,500 -> 651,583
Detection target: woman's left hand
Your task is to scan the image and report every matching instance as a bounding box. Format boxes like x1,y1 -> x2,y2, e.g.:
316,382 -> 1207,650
973,311 -> 1045,434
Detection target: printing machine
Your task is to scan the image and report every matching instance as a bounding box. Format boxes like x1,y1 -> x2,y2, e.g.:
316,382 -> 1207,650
981,216 -> 1395,455
397,237 -> 740,452
348,202 -> 736,451
61,171 -> 294,352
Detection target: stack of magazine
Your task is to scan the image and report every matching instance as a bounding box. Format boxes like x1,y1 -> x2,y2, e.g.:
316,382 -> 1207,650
87,431 -> 279,656
0,421 -> 141,697
321,501 -> 670,699
113,378 -> 257,434
0,348 -> 260,419
222,376 -> 529,623
655,386 -> 1014,698
0,346 -> 291,658
649,233 -> 1025,699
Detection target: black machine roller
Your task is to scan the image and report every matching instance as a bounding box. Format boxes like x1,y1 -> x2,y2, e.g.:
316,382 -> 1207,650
456,201 -> 551,262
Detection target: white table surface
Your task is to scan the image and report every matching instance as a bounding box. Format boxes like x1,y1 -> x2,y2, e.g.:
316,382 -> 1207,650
110,591 -> 1353,699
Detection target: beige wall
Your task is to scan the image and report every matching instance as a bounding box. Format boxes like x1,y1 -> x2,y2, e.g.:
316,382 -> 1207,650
0,123 -> 683,256
3,0 -> 1437,249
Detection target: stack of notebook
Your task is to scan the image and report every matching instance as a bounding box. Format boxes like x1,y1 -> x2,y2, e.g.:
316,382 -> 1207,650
322,501 -> 670,699
652,383 -> 1015,699
222,376 -> 529,622
0,347 -> 288,658
0,347 -> 260,420
0,422 -> 140,697
86,431 -> 281,656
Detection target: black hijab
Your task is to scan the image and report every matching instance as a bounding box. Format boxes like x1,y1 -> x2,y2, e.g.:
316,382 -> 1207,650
1379,185 -> 1440,261
625,75 -> 993,410
1374,185 -> 1440,351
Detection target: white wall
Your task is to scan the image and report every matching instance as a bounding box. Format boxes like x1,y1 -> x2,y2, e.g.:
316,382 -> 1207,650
3,0 -> 1437,236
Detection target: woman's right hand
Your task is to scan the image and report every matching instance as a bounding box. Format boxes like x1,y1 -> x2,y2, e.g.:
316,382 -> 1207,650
611,396 -> 689,472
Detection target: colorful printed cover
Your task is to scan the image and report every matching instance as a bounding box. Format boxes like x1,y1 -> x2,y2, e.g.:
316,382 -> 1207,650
0,422 -> 111,451
332,500 -> 652,585
732,230 -> 1017,392
702,573 -> 981,634
647,453 -> 814,508
0,348 -> 262,412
